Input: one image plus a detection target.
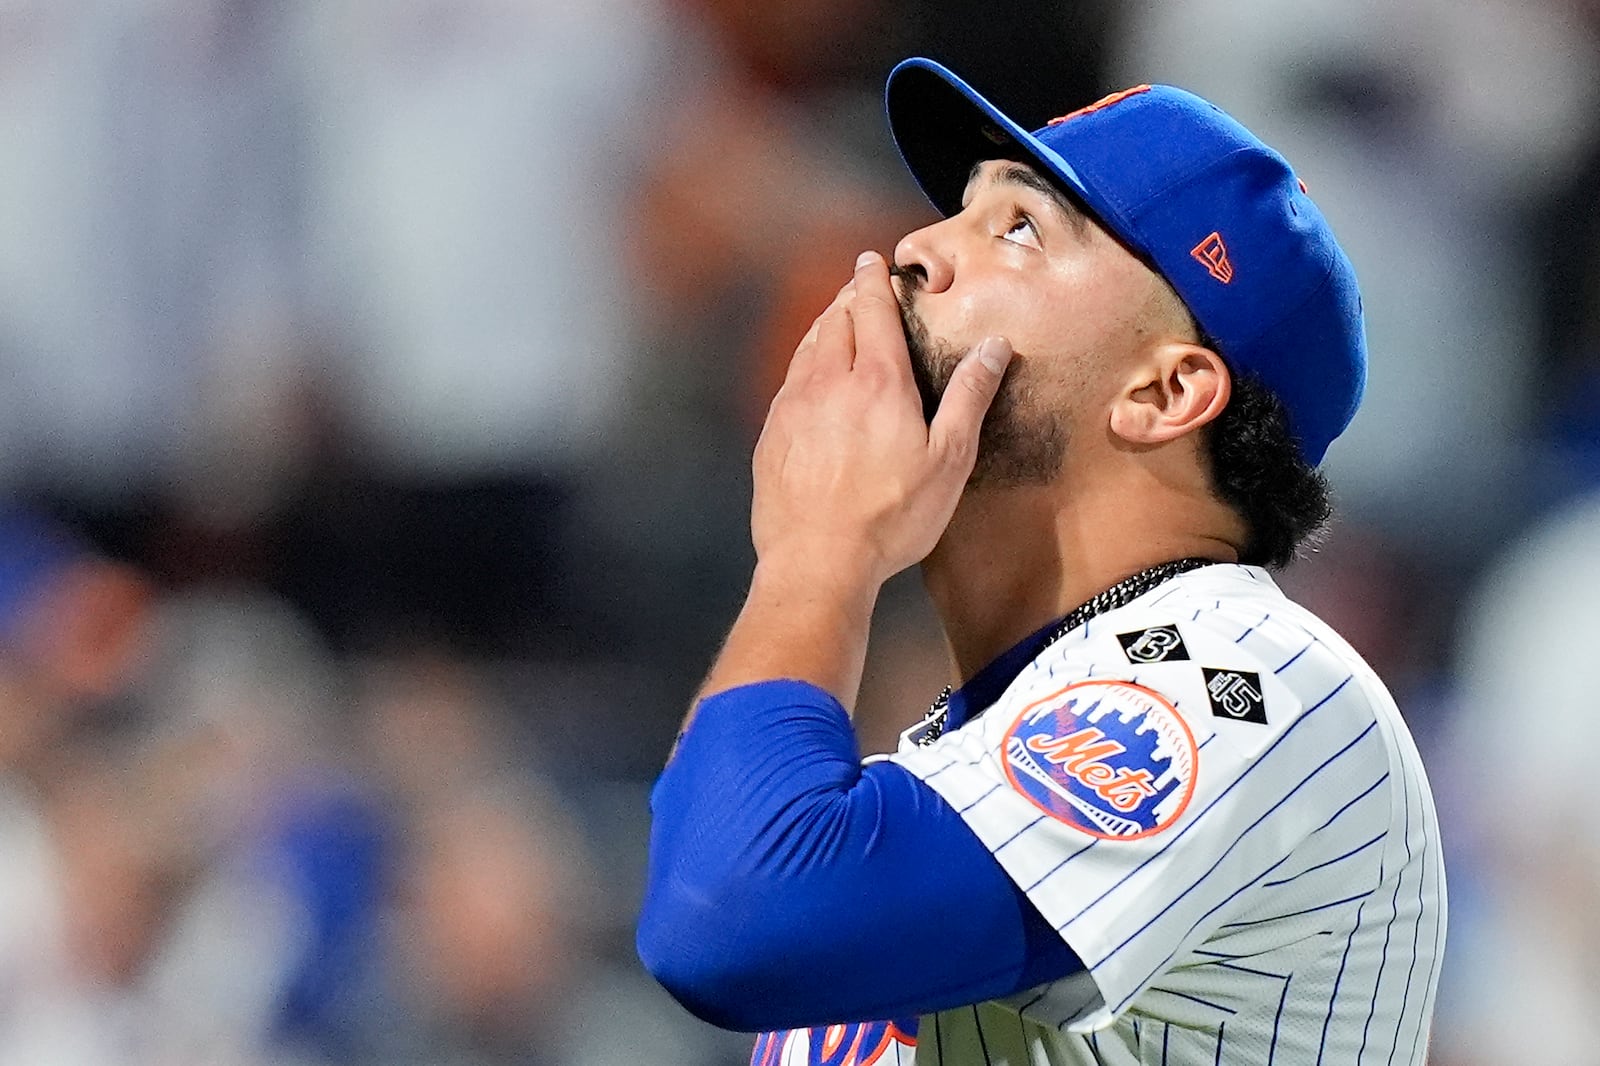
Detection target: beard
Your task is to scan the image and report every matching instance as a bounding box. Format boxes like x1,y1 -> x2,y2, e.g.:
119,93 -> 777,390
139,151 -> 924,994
895,279 -> 1067,489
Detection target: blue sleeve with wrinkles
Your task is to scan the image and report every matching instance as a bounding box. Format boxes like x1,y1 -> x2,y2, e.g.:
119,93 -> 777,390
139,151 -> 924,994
636,678 -> 1083,1033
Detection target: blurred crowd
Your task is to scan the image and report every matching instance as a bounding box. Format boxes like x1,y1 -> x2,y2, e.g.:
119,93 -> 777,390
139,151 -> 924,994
2,0 -> 1600,1063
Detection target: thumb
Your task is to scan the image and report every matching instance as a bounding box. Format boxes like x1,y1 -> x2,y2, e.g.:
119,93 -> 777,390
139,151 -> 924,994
928,336 -> 1013,468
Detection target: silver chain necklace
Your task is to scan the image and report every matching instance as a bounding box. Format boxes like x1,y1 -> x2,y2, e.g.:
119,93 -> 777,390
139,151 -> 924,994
911,557 -> 1215,746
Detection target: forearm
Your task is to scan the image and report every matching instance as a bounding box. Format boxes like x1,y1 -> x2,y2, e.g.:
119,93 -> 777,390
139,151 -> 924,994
688,551 -> 879,732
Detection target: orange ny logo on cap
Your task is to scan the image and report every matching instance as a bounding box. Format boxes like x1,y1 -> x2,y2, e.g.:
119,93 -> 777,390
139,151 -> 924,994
1047,85 -> 1152,126
1190,232 -> 1234,284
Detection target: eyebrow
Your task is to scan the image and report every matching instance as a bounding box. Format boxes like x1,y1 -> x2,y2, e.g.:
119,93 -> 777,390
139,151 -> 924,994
966,160 -> 1090,234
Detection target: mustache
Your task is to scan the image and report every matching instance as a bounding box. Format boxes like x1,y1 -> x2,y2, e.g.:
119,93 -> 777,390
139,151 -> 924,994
887,263 -> 922,302
889,270 -> 944,425
879,260 -> 1065,488
887,262 -> 922,285
887,263 -> 922,340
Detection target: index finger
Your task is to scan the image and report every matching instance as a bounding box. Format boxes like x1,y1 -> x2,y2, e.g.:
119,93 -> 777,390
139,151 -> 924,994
787,277 -> 857,382
848,250 -> 913,381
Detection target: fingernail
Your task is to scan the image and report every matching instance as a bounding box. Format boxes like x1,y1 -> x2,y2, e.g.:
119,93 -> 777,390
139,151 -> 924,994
977,336 -> 1012,373
855,250 -> 880,270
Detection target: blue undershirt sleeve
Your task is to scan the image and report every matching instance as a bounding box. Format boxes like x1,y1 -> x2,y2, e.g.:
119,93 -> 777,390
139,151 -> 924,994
637,678 -> 1083,1033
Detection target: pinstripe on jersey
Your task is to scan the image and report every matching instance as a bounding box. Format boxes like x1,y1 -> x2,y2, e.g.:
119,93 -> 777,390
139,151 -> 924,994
762,564 -> 1445,1066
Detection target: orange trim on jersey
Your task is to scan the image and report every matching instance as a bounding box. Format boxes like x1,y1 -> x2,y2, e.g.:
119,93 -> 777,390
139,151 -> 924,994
755,1021 -> 919,1066
1190,231 -> 1234,284
820,1025 -> 850,1059
851,1022 -> 918,1065
749,1030 -> 785,1066
884,1021 -> 918,1048
1048,84 -> 1152,126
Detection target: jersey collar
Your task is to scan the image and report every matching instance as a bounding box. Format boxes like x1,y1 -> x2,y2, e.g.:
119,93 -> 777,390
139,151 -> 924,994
941,614 -> 1065,733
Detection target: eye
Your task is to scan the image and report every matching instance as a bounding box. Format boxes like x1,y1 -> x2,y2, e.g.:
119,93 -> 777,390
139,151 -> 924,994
1001,208 -> 1041,248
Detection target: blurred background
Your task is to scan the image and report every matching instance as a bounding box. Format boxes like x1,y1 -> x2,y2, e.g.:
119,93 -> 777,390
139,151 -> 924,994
0,0 -> 1596,1062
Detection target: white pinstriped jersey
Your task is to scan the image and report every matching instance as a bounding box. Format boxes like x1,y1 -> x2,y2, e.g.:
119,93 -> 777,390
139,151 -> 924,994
756,564 -> 1445,1066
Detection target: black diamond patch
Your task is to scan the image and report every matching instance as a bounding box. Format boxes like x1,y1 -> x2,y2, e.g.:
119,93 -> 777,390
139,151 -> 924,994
1203,668 -> 1267,725
1117,625 -> 1190,664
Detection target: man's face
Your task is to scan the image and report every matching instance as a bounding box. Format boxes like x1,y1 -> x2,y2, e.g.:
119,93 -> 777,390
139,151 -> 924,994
891,160 -> 1178,488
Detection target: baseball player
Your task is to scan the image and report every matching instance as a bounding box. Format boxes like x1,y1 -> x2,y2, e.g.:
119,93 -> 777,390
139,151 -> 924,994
637,58 -> 1445,1066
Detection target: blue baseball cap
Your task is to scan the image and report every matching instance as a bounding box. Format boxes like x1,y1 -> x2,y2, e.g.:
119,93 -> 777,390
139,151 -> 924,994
885,58 -> 1366,466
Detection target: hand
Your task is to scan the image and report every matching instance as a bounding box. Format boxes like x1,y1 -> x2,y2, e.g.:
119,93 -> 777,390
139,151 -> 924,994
750,250 -> 1014,590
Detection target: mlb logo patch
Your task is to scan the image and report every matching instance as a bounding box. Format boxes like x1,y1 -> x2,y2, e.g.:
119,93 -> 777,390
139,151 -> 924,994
1117,625 -> 1189,664
1202,667 -> 1267,725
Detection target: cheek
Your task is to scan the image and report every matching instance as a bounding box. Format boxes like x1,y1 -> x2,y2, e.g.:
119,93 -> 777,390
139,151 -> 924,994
1008,290 -> 1079,357
913,266 -> 1051,349
1006,349 -> 1100,431
1025,264 -> 1135,348
1011,303 -> 1130,421
912,289 -> 988,349
918,258 -> 1141,370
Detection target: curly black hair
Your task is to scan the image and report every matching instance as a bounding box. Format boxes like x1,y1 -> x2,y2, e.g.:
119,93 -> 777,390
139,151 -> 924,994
1205,371 -> 1333,569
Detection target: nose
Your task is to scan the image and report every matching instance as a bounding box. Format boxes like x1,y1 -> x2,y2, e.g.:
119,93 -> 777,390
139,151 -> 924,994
893,217 -> 956,295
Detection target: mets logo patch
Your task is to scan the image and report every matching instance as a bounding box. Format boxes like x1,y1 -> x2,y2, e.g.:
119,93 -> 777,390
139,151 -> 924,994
1002,680 -> 1198,840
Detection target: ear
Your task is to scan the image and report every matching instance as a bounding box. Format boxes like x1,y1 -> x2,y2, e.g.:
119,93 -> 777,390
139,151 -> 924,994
1108,344 -> 1232,446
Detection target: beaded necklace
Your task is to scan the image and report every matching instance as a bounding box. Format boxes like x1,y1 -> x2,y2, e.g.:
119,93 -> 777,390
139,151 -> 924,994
911,557 -> 1215,746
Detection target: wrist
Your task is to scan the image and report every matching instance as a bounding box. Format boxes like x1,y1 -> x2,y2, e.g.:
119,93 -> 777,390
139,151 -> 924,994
752,539 -> 885,605
693,547 -> 880,710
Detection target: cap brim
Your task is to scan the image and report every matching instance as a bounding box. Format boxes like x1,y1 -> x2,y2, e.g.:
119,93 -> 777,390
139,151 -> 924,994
888,58 -> 1044,215
886,58 -> 1135,243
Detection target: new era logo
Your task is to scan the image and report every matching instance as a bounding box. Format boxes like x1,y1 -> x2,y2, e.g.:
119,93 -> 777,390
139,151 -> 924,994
1202,667 -> 1266,725
1117,625 -> 1189,664
1190,231 -> 1234,284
